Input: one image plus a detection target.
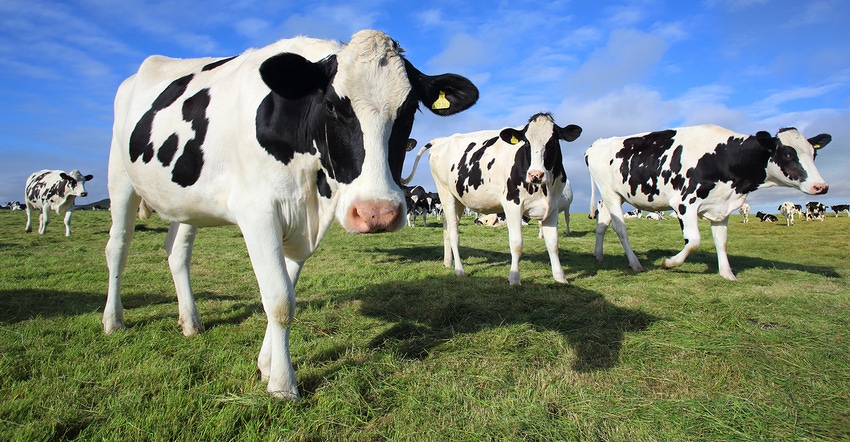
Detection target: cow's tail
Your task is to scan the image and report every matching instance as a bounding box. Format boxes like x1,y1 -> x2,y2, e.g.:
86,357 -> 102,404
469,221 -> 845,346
138,199 -> 152,220
400,144 -> 431,185
588,175 -> 597,219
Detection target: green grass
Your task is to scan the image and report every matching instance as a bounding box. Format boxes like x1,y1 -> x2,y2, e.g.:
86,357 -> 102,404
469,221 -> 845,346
1,209 -> 848,441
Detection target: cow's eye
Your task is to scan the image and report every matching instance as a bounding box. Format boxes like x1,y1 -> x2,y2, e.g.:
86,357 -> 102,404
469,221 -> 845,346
325,101 -> 336,113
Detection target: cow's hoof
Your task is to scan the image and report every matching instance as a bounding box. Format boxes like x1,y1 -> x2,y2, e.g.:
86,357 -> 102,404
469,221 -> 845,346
454,269 -> 466,277
720,272 -> 737,281
269,388 -> 300,401
553,275 -> 568,284
102,322 -> 125,334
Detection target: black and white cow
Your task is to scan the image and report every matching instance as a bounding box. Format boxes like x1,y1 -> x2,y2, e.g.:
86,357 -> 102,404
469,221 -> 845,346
755,211 -> 778,222
403,185 -> 432,226
586,125 -> 830,280
831,204 -> 849,217
778,201 -> 796,226
24,169 -> 93,236
623,209 -> 642,218
407,113 -> 581,285
805,201 -> 827,220
101,30 -> 478,399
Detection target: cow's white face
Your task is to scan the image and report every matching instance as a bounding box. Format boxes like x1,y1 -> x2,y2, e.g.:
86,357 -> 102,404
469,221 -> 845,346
496,113 -> 582,187
257,29 -> 479,234
60,170 -> 93,198
765,128 -> 830,195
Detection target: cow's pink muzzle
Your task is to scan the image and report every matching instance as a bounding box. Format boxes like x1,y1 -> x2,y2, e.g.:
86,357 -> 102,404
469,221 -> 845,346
346,201 -> 404,233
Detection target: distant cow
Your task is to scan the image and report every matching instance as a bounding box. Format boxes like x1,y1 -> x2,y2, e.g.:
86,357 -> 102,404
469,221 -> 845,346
739,203 -> 750,223
805,201 -> 827,221
404,185 -> 432,227
644,211 -> 666,220
24,169 -> 93,236
831,204 -> 849,217
755,211 -> 778,222
407,112 -> 581,285
778,201 -> 796,226
100,30 -> 478,400
474,212 -> 507,227
623,209 -> 642,218
586,125 -> 830,280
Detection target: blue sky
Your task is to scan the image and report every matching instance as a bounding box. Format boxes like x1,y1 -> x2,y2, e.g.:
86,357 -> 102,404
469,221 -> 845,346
1,0 -> 849,215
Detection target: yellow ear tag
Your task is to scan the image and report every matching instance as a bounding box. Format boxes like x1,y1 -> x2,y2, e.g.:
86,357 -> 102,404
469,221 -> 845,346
813,144 -> 821,149
510,135 -> 519,144
431,91 -> 451,110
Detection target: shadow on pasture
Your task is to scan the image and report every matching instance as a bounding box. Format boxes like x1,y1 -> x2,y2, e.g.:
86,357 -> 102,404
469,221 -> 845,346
641,249 -> 841,278
309,275 -> 657,375
0,289 -> 105,324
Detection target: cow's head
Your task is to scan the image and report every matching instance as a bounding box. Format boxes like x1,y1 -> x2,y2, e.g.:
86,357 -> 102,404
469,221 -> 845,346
498,113 -> 581,185
59,170 -> 93,198
257,30 -> 478,233
758,128 -> 830,195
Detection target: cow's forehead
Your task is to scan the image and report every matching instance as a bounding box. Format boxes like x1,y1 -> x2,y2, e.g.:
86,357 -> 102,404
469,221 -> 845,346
776,128 -> 811,151
333,31 -> 411,117
525,114 -> 555,147
67,170 -> 85,181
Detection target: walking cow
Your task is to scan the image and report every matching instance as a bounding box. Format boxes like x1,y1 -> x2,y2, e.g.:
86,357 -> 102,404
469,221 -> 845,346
25,169 -> 93,236
586,125 -> 830,280
101,30 -> 479,399
405,112 -> 581,285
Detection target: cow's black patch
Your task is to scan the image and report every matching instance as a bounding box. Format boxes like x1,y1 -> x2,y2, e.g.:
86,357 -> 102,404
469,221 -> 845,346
317,169 -> 332,198
487,158 -> 496,170
682,135 -> 771,199
615,130 -> 677,201
482,136 -> 498,148
171,89 -> 210,187
505,144 -> 531,205
387,93 -> 419,184
455,142 -> 486,196
543,135 -> 566,183
130,74 -> 194,164
772,144 -> 807,183
202,56 -> 236,71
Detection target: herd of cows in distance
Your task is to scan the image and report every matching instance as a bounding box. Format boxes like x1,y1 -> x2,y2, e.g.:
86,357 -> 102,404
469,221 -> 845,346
4,30 -> 846,399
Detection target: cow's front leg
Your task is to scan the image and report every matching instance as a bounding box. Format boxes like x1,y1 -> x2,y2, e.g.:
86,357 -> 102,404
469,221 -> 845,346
24,205 -> 33,233
164,222 -> 204,336
38,207 -> 50,234
540,211 -> 567,284
710,219 -> 736,281
240,220 -> 298,400
662,213 -> 701,271
258,257 -> 304,381
62,210 -> 73,236
504,207 -> 525,285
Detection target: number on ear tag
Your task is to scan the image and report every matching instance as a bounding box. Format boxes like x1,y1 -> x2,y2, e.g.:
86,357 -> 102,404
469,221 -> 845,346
431,91 -> 451,110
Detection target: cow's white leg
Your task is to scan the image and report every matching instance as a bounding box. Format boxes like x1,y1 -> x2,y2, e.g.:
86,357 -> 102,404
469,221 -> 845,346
662,212 -> 701,271
503,207 -> 525,285
24,204 -> 33,233
38,207 -> 49,234
240,218 -> 298,400
540,211 -> 567,284
103,179 -> 142,334
442,200 -> 465,276
164,222 -> 204,336
563,209 -> 571,236
258,257 -> 303,381
709,219 -> 736,281
63,209 -> 73,236
593,204 -> 610,262
600,201 -> 644,272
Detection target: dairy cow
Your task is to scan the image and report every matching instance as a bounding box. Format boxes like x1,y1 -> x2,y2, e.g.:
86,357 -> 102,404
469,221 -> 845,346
831,204 -> 849,217
755,211 -> 778,222
778,201 -> 796,226
406,113 -> 581,285
805,201 -> 827,220
101,30 -> 478,399
403,185 -> 432,226
739,203 -> 750,223
586,125 -> 830,280
24,169 -> 93,236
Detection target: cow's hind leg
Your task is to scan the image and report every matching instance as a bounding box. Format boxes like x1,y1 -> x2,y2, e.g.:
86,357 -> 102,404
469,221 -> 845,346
24,204 -> 33,233
442,199 -> 466,277
540,210 -> 567,284
240,215 -> 298,400
600,201 -> 644,272
62,209 -> 73,236
103,180 -> 142,333
164,222 -> 204,336
709,219 -> 736,281
661,212 -> 701,272
38,207 -> 49,234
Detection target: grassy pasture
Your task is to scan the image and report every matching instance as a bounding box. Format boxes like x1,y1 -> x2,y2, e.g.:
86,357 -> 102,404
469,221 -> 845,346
0,209 -> 848,441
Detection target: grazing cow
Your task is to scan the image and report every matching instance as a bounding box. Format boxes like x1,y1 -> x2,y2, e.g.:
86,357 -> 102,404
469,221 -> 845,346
24,169 -> 93,236
101,30 -> 478,399
644,211 -> 665,220
755,211 -> 778,222
586,125 -> 830,280
739,203 -> 750,223
805,201 -> 827,221
778,201 -> 796,226
474,212 -> 507,227
406,113 -> 581,285
831,204 -> 850,217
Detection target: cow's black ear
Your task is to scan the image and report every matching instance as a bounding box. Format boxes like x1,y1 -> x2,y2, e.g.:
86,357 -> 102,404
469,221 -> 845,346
59,173 -> 71,181
84,174 -> 93,181
259,53 -> 336,99
404,59 -> 478,116
499,128 -> 525,145
808,133 -> 831,150
406,139 -> 417,151
756,131 -> 776,152
557,124 -> 582,142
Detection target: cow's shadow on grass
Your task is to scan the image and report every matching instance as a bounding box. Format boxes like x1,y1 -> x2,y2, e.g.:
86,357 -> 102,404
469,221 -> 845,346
641,249 -> 842,278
